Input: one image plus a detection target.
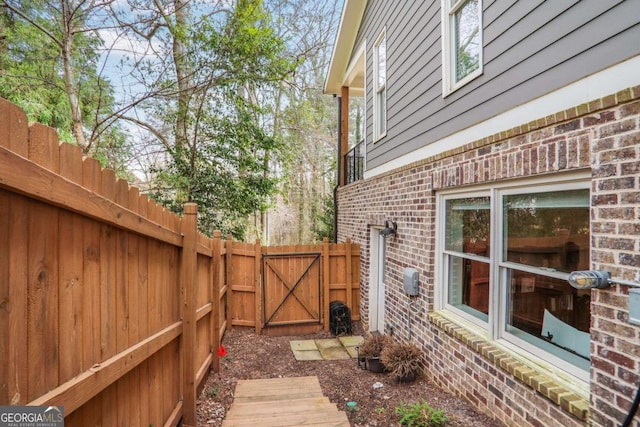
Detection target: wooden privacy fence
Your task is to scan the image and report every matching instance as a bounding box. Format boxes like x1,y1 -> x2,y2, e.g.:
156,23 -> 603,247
0,97 -> 360,425
0,98 -> 227,427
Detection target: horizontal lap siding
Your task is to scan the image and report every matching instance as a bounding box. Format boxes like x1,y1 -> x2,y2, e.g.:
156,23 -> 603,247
355,0 -> 640,169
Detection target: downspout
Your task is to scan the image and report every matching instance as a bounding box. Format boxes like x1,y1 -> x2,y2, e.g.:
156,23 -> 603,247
333,94 -> 341,243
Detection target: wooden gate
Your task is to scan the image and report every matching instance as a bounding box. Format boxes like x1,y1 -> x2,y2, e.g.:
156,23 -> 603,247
262,252 -> 322,329
226,239 -> 360,335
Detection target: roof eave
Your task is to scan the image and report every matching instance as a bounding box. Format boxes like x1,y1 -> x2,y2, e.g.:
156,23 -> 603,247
323,0 -> 367,95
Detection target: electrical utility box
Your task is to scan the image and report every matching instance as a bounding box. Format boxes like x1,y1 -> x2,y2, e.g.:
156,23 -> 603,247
403,267 -> 419,296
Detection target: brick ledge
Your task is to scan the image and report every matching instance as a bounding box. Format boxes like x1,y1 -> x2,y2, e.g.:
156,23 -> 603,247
428,312 -> 590,422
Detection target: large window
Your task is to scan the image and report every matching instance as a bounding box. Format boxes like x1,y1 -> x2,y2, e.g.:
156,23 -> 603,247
442,0 -> 482,94
373,30 -> 386,140
438,177 -> 591,380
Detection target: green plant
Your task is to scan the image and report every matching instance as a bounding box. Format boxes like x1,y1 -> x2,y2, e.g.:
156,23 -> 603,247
380,341 -> 422,380
222,355 -> 232,370
374,407 -> 386,415
358,334 -> 392,358
395,400 -> 448,426
206,385 -> 220,398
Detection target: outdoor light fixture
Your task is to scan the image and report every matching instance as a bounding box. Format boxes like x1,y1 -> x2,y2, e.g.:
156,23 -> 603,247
380,220 -> 397,237
568,270 -> 612,289
568,270 -> 640,289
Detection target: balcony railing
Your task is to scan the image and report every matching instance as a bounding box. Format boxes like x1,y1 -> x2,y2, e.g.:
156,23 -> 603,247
344,140 -> 364,185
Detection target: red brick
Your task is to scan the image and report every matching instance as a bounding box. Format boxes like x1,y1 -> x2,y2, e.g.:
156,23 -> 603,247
598,119 -> 637,138
583,111 -> 616,126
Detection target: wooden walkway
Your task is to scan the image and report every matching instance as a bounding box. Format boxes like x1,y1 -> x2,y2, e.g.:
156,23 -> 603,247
221,376 -> 350,426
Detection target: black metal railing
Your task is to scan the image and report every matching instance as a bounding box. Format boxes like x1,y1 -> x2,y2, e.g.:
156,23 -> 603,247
344,140 -> 364,185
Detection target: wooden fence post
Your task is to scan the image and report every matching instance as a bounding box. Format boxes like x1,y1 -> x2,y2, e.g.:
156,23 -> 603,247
211,231 -> 221,373
323,237 -> 330,332
180,203 -> 198,427
346,238 -> 352,312
225,235 -> 233,331
254,239 -> 262,335
1,100 -> 29,406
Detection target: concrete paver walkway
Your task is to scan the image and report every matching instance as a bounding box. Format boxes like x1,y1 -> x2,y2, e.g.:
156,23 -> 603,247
289,336 -> 364,361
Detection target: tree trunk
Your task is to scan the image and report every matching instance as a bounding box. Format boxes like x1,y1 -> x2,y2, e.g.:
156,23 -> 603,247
172,0 -> 191,150
61,1 -> 87,151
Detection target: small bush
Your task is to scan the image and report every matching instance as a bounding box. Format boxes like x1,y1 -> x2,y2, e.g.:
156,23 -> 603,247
395,400 -> 448,427
380,342 -> 422,379
358,334 -> 392,358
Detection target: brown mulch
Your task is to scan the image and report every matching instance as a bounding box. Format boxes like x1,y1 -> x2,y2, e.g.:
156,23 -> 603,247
196,323 -> 504,426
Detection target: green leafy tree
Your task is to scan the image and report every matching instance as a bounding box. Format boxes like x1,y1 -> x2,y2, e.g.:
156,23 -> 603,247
311,191 -> 335,242
263,0 -> 341,244
0,0 -> 131,172
115,0 -> 296,238
151,93 -> 282,238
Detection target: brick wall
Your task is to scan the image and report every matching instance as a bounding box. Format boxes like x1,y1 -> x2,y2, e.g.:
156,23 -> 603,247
589,94 -> 640,427
337,86 -> 640,427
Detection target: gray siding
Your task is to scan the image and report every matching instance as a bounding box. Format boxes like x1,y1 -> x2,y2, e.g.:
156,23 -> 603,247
353,0 -> 640,170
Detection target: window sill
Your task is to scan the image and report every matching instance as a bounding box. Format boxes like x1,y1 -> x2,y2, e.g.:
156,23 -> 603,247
428,311 -> 589,422
442,68 -> 483,98
373,132 -> 386,144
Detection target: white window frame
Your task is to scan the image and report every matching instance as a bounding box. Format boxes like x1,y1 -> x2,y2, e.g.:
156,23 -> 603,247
439,189 -> 492,330
441,0 -> 483,95
373,29 -> 387,141
435,173 -> 591,383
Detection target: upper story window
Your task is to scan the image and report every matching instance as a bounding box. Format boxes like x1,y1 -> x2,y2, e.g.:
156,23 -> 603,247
373,30 -> 387,141
442,0 -> 483,94
437,175 -> 591,382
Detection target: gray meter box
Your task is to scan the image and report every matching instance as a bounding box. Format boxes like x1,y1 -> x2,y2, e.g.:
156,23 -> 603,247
403,267 -> 419,296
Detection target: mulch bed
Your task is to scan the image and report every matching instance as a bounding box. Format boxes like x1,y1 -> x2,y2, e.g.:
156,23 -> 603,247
196,323 -> 504,426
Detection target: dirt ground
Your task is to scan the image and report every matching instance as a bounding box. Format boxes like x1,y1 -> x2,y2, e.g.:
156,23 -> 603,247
196,323 -> 504,426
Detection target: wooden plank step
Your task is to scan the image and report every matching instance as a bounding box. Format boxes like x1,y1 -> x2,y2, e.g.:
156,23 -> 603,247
222,376 -> 350,427
226,403 -> 337,418
228,396 -> 331,410
225,406 -> 341,421
234,391 -> 325,403
234,376 -> 322,394
234,389 -> 324,399
222,411 -> 350,427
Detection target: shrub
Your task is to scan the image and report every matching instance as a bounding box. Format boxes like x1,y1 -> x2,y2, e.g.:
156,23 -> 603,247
395,400 -> 448,426
380,341 -> 422,379
358,334 -> 392,358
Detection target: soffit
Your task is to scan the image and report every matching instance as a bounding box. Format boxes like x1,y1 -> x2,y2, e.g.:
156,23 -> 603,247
324,0 -> 367,95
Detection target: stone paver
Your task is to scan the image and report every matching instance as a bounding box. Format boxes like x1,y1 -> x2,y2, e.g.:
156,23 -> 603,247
290,336 -> 364,361
315,339 -> 343,350
290,340 -> 319,351
292,349 -> 324,361
338,336 -> 364,347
